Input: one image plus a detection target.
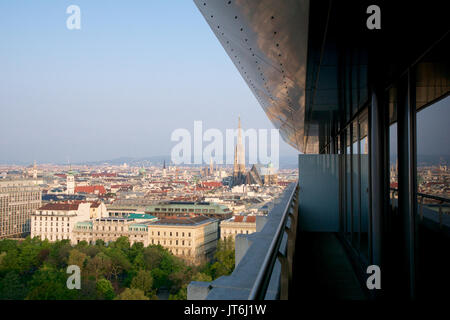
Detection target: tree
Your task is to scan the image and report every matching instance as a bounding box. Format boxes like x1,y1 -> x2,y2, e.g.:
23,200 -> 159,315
128,242 -> 144,262
132,252 -> 145,270
0,271 -> 27,299
86,252 -> 112,281
192,272 -> 212,282
168,284 -> 187,300
0,239 -> 18,253
143,246 -> 163,270
26,265 -> 76,300
105,248 -> 131,280
77,278 -> 98,300
112,236 -> 130,252
67,249 -> 87,269
0,250 -> 21,274
168,269 -> 192,294
151,267 -> 169,289
130,269 -> 153,296
96,278 -> 115,300
115,288 -> 149,300
37,248 -> 50,264
46,240 -> 72,269
95,239 -> 105,247
81,245 -> 100,258
210,238 -> 235,279
76,240 -> 88,249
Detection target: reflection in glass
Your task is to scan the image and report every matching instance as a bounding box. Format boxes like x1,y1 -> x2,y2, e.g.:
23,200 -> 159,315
360,111 -> 369,261
352,121 -> 359,248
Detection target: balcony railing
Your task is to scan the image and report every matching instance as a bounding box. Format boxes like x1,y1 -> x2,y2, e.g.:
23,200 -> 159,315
390,188 -> 450,229
187,182 -> 299,300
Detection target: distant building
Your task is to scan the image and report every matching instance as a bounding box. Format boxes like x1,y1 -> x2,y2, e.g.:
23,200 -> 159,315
66,173 -> 75,195
233,117 -> 246,186
220,215 -> 256,240
246,164 -> 264,185
245,163 -> 278,186
262,162 -> 278,186
107,205 -> 146,218
148,216 -> 218,264
145,201 -> 232,220
72,216 -> 157,247
0,180 -> 41,239
89,201 -> 108,219
31,202 -> 91,241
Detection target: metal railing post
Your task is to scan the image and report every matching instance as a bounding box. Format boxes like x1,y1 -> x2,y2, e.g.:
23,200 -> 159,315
278,251 -> 289,300
248,183 -> 299,300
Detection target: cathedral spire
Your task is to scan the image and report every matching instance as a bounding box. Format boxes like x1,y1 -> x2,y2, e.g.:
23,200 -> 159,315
233,117 -> 246,185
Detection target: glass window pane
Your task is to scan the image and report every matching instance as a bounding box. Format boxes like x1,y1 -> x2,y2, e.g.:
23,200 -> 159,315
352,121 -> 360,248
345,126 -> 352,239
359,110 -> 369,261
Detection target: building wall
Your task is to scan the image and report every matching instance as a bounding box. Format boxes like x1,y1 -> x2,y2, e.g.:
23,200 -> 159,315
90,202 -> 107,219
0,180 -> 41,239
71,219 -> 139,245
148,221 -> 218,264
220,221 -> 256,240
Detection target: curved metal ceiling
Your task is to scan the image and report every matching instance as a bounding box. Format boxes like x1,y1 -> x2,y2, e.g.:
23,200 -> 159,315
194,0 -> 310,153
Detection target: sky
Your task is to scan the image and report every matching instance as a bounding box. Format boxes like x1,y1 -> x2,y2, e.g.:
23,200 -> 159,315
0,0 -> 298,164
390,96 -> 450,158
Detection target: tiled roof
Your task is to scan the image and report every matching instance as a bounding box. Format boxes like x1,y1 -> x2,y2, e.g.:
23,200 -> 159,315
75,185 -> 106,194
233,215 -> 256,223
39,203 -> 80,211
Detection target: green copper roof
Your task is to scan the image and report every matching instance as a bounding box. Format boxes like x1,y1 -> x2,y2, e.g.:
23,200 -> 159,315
128,213 -> 157,220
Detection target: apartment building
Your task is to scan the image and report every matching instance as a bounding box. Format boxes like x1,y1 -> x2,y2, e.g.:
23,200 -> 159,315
31,202 -> 91,241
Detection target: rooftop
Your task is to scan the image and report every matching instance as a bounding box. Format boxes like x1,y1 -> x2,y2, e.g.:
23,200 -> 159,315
150,215 -> 216,226
38,203 -> 80,211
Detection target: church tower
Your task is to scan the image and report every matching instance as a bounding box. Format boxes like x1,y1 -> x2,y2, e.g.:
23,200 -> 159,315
233,117 -> 246,185
162,160 -> 167,178
67,173 -> 75,194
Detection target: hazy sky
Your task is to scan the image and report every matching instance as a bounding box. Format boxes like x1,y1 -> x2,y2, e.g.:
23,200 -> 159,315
416,96 -> 450,155
0,1 -> 298,164
1,2 -> 447,165
390,96 -> 450,157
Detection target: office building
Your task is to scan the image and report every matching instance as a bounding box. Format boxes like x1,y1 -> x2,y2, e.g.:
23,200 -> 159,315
0,179 -> 41,239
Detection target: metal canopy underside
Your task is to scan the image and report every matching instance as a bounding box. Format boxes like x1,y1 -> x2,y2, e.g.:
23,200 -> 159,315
194,0 -> 311,153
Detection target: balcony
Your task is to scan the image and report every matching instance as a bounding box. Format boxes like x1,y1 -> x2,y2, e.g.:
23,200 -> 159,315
188,179 -> 367,300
